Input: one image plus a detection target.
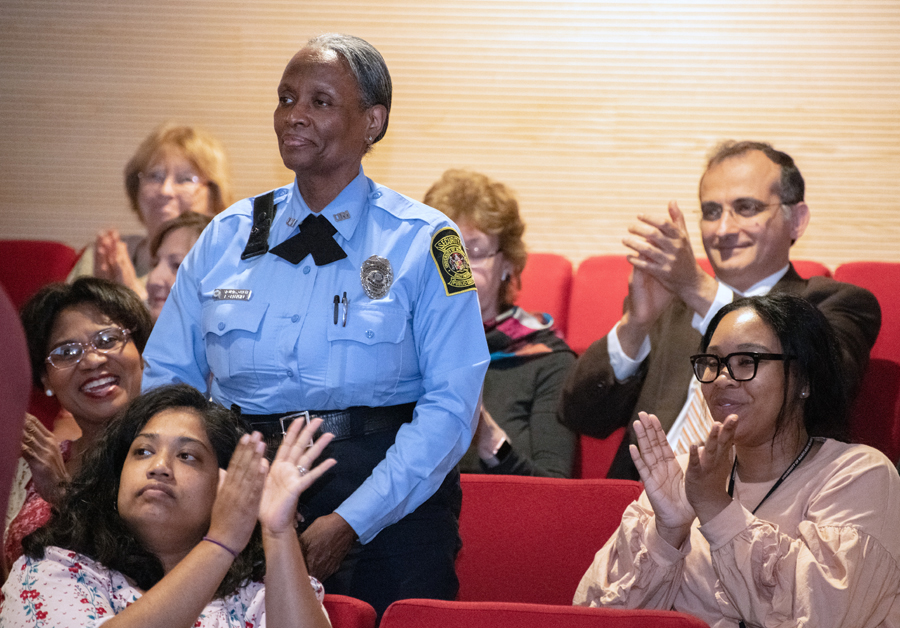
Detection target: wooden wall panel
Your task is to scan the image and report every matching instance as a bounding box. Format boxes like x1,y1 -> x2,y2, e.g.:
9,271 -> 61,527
1,0 -> 898,270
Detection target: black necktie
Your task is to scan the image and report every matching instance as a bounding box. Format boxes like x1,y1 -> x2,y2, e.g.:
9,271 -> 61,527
269,214 -> 347,266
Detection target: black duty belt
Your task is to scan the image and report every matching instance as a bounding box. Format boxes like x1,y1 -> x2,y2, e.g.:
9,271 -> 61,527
233,402 -> 417,443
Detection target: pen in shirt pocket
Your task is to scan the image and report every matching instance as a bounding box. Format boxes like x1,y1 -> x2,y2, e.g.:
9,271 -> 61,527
333,292 -> 349,326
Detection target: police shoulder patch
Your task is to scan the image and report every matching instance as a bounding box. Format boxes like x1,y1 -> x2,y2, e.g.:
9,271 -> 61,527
430,227 -> 476,296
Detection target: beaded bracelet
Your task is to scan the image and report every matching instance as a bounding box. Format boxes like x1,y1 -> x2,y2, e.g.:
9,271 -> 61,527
202,536 -> 239,558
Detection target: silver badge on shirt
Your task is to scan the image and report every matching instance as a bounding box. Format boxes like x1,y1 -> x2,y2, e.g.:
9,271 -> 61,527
360,255 -> 393,299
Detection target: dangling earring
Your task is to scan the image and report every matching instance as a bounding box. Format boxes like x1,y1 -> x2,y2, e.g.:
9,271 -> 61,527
501,271 -> 510,281
45,389 -> 54,397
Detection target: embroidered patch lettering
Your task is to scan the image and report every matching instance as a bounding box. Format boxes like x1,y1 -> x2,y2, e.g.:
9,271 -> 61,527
430,227 -> 475,296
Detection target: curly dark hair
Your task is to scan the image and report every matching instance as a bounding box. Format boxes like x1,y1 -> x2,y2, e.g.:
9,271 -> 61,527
23,384 -> 264,598
20,277 -> 153,389
700,293 -> 849,443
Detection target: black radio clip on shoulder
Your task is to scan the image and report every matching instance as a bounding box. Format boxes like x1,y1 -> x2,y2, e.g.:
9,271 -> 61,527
241,191 -> 277,260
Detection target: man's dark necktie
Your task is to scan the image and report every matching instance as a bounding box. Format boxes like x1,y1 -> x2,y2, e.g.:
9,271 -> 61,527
269,213 -> 347,266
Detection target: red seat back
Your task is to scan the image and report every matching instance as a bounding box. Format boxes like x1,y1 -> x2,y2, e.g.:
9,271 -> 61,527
0,240 -> 79,311
567,255 -> 631,356
577,428 -> 627,479
0,240 -> 80,428
0,286 -> 29,522
517,253 -> 573,336
323,594 -> 377,628
834,262 -> 900,462
456,474 -> 642,605
381,599 -> 711,628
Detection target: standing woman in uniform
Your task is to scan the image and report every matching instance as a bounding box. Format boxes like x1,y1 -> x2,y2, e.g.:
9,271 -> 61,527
141,34 -> 489,617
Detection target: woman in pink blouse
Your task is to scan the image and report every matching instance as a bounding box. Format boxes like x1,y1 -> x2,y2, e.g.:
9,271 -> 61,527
1,384 -> 335,628
575,293 -> 900,628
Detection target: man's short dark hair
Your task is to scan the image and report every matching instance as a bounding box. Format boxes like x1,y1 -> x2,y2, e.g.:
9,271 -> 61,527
705,140 -> 805,205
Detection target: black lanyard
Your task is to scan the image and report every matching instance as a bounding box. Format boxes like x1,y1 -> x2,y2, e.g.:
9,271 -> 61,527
730,437 -> 814,628
727,437 -> 814,515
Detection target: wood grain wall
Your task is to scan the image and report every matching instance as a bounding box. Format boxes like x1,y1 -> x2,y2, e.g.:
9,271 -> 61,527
2,0 -> 898,270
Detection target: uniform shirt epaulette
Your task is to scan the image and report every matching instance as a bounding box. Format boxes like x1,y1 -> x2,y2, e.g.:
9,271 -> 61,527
368,185 -> 449,228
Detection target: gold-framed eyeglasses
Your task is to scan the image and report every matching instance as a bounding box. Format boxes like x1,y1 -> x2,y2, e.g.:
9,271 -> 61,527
466,245 -> 500,262
700,199 -> 791,222
46,327 -> 132,369
138,169 -> 206,194
690,352 -> 795,384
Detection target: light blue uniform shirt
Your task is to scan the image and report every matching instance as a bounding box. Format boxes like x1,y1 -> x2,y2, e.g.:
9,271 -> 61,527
142,169 -> 489,543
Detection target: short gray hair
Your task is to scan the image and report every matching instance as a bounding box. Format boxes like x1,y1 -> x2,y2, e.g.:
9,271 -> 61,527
307,33 -> 392,144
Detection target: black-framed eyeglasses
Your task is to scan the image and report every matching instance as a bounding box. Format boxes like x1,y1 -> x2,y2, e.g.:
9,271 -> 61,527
45,327 -> 132,369
700,199 -> 790,222
690,352 -> 795,383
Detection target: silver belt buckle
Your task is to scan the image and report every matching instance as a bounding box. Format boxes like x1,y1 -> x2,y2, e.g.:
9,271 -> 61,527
279,411 -> 311,438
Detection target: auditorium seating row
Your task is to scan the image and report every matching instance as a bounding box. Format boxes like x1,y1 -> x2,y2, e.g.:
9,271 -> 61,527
2,240 -> 898,474
324,473 -> 710,628
328,595 -> 708,628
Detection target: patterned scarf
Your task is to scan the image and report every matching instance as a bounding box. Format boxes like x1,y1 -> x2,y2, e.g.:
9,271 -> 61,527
485,306 -> 572,362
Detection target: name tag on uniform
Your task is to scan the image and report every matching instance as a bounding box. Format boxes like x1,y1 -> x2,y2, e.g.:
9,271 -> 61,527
213,289 -> 252,301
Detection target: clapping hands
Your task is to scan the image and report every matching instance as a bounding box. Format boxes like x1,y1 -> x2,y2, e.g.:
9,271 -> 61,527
684,415 -> 738,524
93,229 -> 147,300
21,414 -> 69,505
206,420 -> 335,556
630,411 -> 738,546
260,418 -> 336,535
630,412 -> 695,548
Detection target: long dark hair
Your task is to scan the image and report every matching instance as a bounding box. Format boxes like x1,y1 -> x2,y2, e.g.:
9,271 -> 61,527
23,384 -> 264,597
700,293 -> 850,442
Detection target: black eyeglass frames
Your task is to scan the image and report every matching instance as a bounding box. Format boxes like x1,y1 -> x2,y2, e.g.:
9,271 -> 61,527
690,352 -> 795,384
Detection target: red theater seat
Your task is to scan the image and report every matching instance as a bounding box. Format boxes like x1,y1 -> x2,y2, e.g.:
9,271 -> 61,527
577,427 -> 627,479
456,474 -> 642,605
517,253 -> 573,336
834,262 -> 900,463
0,240 -> 79,310
566,255 -> 631,356
381,599 -> 711,628
0,286 -> 29,527
323,594 -> 377,628
0,240 -> 78,428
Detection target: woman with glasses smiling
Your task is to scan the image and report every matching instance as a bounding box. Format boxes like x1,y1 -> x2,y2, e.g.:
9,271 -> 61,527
575,293 -> 900,628
424,169 -> 577,477
68,124 -> 231,303
2,277 -> 151,580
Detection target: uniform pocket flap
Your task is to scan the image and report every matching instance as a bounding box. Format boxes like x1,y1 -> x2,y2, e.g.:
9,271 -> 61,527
327,301 -> 407,345
202,300 -> 269,337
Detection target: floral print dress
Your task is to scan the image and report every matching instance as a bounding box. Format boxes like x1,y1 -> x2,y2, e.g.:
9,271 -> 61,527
0,546 -> 326,626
